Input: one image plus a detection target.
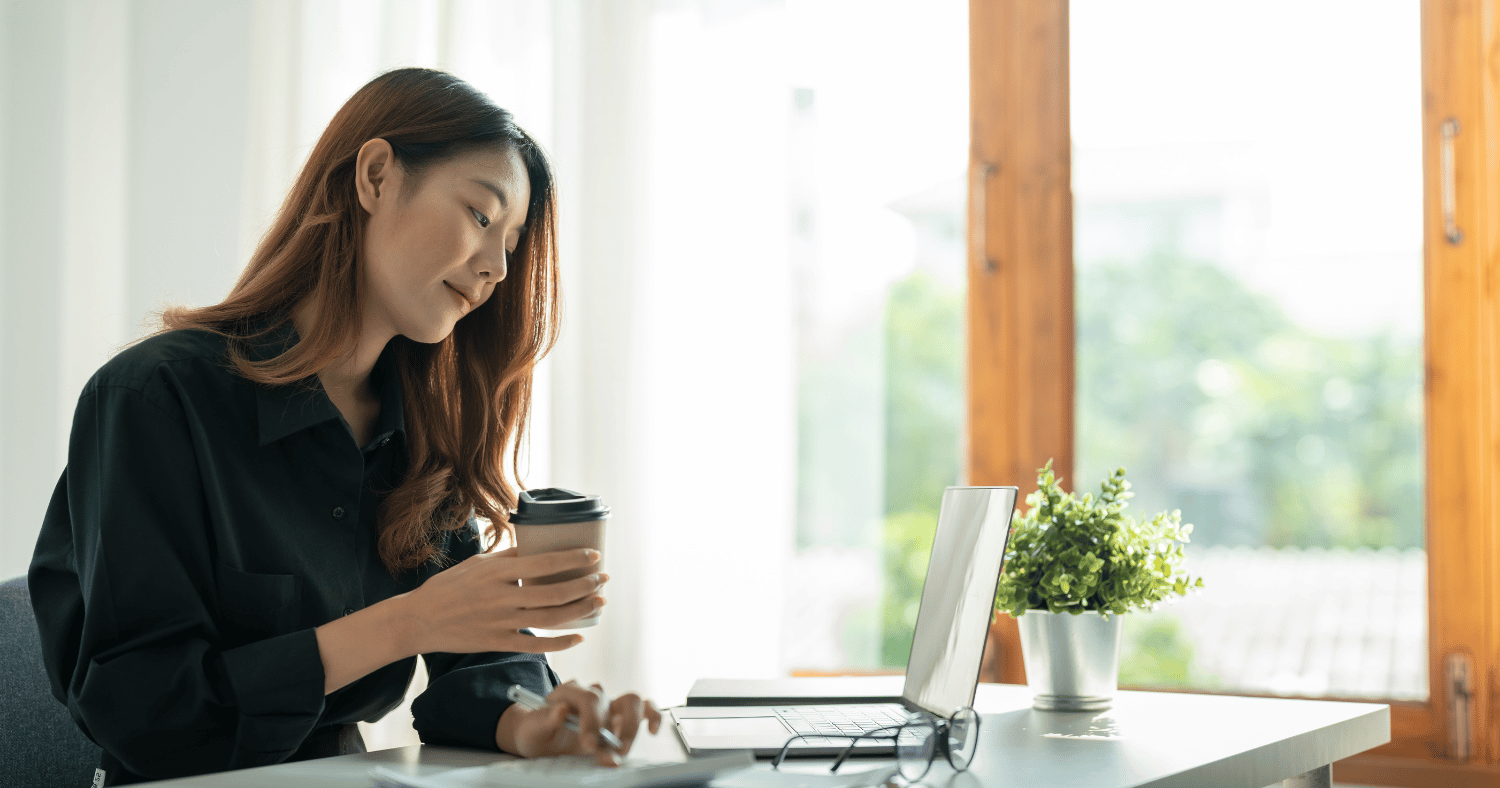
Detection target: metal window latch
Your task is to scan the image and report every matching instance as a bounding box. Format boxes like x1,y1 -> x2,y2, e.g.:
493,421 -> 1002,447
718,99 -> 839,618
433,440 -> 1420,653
971,162 -> 999,274
1441,118 -> 1463,245
1447,651 -> 1473,762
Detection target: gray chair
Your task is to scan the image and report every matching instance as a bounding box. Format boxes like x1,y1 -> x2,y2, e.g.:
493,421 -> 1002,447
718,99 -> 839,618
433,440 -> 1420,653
0,576 -> 101,788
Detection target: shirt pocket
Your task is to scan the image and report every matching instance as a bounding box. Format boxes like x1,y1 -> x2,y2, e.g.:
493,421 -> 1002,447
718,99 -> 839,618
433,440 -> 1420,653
215,562 -> 303,641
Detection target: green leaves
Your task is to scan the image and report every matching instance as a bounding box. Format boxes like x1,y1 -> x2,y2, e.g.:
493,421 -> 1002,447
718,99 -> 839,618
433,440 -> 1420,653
994,461 -> 1204,619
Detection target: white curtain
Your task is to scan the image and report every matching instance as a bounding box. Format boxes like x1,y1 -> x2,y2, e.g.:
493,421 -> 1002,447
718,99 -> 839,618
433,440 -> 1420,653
0,0 -> 795,750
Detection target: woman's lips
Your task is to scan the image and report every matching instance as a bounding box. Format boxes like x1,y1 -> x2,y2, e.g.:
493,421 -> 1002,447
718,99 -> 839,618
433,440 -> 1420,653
444,282 -> 474,312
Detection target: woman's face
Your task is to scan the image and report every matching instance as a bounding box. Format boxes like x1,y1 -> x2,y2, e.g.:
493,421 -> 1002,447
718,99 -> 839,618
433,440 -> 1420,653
355,139 -> 531,344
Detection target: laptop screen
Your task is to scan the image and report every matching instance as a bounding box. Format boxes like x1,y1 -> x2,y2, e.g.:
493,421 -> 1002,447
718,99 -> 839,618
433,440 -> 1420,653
902,486 -> 1018,718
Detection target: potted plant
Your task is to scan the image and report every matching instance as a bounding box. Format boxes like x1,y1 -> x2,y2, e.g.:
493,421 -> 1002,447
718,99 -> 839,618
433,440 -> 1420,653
994,461 -> 1203,711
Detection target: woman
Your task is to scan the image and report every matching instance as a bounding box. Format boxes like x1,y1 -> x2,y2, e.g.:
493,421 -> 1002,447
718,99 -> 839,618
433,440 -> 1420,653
27,67 -> 659,785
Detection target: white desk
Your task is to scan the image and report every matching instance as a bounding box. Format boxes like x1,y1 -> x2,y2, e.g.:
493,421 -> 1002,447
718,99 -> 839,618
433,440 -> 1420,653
138,684 -> 1389,788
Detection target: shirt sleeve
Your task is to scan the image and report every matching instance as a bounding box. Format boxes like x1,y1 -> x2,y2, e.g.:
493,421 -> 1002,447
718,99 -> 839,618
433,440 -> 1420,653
28,382 -> 327,779
409,522 -> 563,751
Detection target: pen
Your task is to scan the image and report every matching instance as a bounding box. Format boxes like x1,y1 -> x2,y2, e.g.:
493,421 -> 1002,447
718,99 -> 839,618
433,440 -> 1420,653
506,684 -> 625,752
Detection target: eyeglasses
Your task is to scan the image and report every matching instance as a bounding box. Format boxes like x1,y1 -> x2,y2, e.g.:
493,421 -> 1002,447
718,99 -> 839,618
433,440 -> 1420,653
772,707 -> 982,783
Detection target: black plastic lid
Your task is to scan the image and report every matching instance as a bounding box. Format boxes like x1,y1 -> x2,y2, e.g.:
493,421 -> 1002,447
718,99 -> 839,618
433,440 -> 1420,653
509,488 -> 611,525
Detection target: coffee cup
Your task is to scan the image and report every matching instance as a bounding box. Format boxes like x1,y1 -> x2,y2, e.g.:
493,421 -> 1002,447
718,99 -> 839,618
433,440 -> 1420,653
510,487 -> 611,629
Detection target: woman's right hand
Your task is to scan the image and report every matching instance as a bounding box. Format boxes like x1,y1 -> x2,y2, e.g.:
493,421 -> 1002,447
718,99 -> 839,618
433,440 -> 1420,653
396,546 -> 607,655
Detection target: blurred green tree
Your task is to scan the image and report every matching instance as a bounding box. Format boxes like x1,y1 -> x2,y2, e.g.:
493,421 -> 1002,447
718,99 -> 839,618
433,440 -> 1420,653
879,270 -> 962,666
1075,249 -> 1423,549
883,270 -> 963,517
1118,616 -> 1204,688
873,245 -> 1423,671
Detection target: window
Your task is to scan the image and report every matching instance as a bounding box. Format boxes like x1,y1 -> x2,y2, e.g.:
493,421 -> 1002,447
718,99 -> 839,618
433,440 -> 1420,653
971,0 -> 1500,780
783,0 -> 969,675
1071,0 -> 1425,702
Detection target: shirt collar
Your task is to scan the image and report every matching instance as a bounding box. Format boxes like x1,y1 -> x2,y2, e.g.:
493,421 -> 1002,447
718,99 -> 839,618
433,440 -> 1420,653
363,342 -> 407,450
248,317 -> 407,449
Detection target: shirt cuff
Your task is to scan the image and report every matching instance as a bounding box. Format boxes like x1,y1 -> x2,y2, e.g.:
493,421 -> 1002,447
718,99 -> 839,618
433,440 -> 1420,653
412,657 -> 560,751
220,628 -> 326,762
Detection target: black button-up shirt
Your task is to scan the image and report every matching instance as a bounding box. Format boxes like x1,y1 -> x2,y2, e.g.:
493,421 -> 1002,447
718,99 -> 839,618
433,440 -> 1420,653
28,320 -> 558,783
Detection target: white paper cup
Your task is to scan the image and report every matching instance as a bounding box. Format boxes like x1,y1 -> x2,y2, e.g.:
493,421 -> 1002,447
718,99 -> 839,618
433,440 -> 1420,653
514,519 -> 607,628
510,488 -> 611,629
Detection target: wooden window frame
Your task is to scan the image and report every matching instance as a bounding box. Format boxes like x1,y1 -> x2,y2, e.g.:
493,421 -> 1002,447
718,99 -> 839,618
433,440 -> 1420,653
968,0 -> 1500,783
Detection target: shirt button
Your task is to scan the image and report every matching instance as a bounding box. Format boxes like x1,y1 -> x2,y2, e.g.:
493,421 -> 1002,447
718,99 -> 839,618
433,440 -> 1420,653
380,437 -> 390,447
332,506 -> 346,520
343,607 -> 355,617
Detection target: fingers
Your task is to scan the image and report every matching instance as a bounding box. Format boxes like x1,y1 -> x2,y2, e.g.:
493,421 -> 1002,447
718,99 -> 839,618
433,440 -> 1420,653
529,681 -> 663,766
548,681 -> 608,755
645,700 -> 663,735
486,591 -> 604,632
587,683 -> 623,767
469,559 -> 608,624
514,596 -> 605,630
409,549 -> 605,656
459,592 -> 605,652
513,702 -> 578,758
448,551 -> 607,609
491,548 -> 602,583
549,704 -> 580,755
518,687 -> 620,766
524,572 -> 609,608
493,632 -> 585,653
605,693 -> 663,753
607,693 -> 645,753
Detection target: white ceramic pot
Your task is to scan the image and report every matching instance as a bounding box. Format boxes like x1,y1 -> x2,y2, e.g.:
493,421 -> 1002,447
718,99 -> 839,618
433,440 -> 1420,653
1017,609 -> 1124,711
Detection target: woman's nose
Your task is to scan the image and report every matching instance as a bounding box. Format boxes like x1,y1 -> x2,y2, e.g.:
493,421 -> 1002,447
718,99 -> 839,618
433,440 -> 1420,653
474,250 -> 507,282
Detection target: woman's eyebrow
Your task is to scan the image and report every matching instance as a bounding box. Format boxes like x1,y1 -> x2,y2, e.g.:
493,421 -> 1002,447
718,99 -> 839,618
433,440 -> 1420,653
468,178 -> 509,209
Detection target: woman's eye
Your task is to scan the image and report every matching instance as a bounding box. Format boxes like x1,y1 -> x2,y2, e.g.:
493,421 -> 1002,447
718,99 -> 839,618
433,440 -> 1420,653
470,207 -> 490,228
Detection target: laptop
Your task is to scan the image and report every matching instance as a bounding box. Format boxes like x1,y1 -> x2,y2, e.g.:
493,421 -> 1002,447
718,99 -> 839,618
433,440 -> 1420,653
671,485 -> 1019,757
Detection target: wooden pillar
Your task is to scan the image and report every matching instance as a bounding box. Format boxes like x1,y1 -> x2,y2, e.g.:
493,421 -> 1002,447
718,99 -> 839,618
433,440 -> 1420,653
968,0 -> 1071,684
1420,0 -> 1500,766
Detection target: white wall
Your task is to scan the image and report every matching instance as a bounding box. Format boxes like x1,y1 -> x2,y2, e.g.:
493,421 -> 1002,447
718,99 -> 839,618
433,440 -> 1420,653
126,1 -> 255,332
0,0 -> 253,581
1,0 -> 66,581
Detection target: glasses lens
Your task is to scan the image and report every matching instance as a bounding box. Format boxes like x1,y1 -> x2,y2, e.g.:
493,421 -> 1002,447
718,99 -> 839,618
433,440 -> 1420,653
947,707 -> 981,770
895,720 -> 936,781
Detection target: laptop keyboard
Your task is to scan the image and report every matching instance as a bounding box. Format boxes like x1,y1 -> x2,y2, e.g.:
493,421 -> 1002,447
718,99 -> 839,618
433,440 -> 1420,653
774,705 -> 913,740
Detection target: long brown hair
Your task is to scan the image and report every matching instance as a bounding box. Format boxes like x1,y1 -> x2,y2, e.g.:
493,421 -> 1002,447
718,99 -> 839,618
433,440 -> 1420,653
162,67 -> 559,573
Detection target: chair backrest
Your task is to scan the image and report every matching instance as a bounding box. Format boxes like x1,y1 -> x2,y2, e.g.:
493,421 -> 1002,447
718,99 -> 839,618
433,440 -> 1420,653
0,576 -> 101,788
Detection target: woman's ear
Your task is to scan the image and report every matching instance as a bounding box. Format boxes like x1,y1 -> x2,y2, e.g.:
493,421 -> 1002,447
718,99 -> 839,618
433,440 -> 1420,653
354,138 -> 400,215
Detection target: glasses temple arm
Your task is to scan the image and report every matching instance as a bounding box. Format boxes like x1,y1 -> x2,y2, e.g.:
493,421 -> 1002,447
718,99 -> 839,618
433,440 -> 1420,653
830,726 -> 906,772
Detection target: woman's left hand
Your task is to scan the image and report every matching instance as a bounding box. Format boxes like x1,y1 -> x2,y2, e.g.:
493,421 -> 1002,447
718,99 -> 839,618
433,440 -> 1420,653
498,680 -> 664,766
